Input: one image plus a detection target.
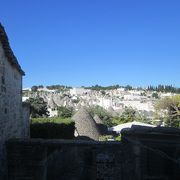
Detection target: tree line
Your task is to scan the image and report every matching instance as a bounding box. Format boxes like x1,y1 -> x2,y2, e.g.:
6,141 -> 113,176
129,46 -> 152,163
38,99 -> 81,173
31,85 -> 72,91
30,84 -> 180,93
147,85 -> 180,93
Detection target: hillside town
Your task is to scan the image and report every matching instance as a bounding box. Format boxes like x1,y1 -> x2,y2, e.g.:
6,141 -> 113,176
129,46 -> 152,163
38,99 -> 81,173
1,14 -> 180,179
23,86 -> 177,119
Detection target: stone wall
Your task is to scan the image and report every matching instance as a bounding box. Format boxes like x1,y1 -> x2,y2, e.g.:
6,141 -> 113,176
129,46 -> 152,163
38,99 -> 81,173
0,41 -> 29,179
121,126 -> 180,180
22,103 -> 30,138
6,126 -> 180,180
6,140 -> 123,180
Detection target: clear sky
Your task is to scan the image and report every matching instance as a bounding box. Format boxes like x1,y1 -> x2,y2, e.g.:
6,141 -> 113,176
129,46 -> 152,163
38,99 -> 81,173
1,0 -> 180,88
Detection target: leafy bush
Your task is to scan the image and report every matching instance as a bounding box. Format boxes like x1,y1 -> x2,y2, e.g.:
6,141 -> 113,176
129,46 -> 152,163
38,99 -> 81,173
155,95 -> 180,127
99,135 -> 121,141
30,117 -> 75,139
111,107 -> 149,126
115,135 -> 121,141
152,92 -> 159,99
26,97 -> 49,118
99,135 -> 114,141
88,105 -> 112,127
57,106 -> 73,118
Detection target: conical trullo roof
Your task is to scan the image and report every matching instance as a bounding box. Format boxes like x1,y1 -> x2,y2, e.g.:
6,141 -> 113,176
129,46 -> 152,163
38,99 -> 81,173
94,115 -> 104,124
72,107 -> 100,141
48,97 -> 57,109
94,115 -> 108,135
107,106 -> 118,117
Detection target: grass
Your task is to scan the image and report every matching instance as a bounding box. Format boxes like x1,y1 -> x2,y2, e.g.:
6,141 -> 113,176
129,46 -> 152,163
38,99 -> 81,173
31,117 -> 74,124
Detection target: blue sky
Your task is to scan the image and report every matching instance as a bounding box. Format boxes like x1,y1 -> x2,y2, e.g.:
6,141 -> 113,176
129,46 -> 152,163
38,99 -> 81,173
1,0 -> 180,87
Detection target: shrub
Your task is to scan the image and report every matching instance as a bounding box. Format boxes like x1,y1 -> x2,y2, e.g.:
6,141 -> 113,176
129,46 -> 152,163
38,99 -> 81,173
152,92 -> 159,99
99,135 -> 114,141
88,105 -> 112,127
26,97 -> 49,118
30,117 -> 75,139
57,106 -> 73,118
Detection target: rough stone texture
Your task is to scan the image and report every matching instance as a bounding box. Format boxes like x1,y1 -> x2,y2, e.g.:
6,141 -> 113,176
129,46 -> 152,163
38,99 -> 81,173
72,107 -> 101,140
94,115 -> 108,135
6,139 -> 123,180
6,126 -> 180,180
22,103 -> 30,138
6,140 -> 47,180
0,24 -> 24,75
0,24 -> 29,179
121,126 -> 180,180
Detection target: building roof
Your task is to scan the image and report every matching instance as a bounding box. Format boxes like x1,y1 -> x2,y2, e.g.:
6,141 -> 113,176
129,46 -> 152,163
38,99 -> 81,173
94,114 -> 103,124
109,121 -> 155,133
72,107 -> 100,140
93,115 -> 108,135
0,23 -> 25,75
48,97 -> 57,109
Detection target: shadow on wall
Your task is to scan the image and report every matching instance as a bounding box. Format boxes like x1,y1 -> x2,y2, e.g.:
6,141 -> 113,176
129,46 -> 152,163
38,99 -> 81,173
6,126 -> 180,180
30,122 -> 75,139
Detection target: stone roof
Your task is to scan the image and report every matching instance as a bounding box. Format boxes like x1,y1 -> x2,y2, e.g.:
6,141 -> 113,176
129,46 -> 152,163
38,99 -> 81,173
48,97 -> 57,109
72,107 -> 100,140
0,23 -> 25,75
94,114 -> 103,124
94,115 -> 108,135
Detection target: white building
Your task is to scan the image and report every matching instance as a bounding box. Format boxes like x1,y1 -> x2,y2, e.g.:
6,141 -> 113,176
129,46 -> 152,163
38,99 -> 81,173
70,87 -> 90,96
109,121 -> 155,134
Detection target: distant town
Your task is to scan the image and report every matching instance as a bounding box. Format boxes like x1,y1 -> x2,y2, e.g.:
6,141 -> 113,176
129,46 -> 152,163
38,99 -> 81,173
23,84 -> 180,125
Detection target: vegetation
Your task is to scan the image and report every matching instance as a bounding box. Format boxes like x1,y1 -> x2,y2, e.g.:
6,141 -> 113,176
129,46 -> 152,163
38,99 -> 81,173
57,106 -> 74,118
46,85 -> 72,90
31,85 -> 44,91
86,84 -> 122,91
99,135 -> 121,141
147,85 -> 180,94
26,97 -> 49,118
124,85 -> 133,91
31,117 -> 75,139
111,107 -> 149,126
31,117 -> 74,124
155,95 -> 180,127
86,84 -> 133,91
99,135 -> 114,141
89,105 -> 112,127
152,92 -> 159,99
89,105 -> 150,127
140,92 -> 146,96
29,84 -> 179,94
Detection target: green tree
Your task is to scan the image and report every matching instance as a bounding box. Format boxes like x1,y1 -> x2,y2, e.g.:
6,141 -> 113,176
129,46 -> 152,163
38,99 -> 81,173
155,95 -> 180,127
57,106 -> 73,118
26,97 -> 49,118
89,105 -> 112,127
111,107 -> 149,126
125,85 -> 133,91
112,107 -> 136,125
31,86 -> 38,92
152,92 -> 159,99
